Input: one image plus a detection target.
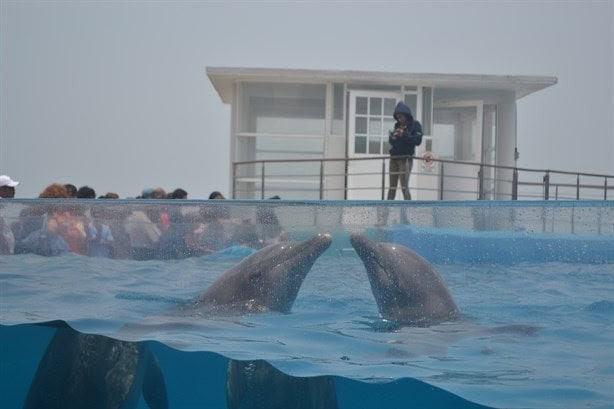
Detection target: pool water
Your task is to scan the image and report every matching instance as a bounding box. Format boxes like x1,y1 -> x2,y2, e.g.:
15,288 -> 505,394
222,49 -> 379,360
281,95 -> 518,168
0,200 -> 613,408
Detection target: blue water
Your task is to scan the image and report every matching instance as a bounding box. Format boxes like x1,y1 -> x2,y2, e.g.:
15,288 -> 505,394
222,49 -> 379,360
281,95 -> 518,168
1,200 -> 613,408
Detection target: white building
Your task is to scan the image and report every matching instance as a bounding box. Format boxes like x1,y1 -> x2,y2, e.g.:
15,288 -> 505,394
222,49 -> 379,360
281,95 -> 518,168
207,67 -> 557,200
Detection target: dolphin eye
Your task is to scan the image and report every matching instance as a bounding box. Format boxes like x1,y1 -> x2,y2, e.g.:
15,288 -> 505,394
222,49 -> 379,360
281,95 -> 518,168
250,271 -> 263,282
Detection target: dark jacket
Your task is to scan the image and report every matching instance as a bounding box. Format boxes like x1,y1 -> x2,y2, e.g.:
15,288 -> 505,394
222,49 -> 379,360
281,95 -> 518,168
389,101 -> 423,157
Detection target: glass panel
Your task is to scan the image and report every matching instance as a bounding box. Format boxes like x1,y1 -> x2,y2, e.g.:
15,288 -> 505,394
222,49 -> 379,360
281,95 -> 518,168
422,87 -> 432,135
332,83 -> 345,135
237,135 -> 324,164
356,97 -> 368,115
355,136 -> 366,154
256,136 -> 324,159
384,140 -> 391,153
370,97 -> 382,115
240,83 -> 326,135
384,118 -> 395,134
355,117 -> 367,134
347,83 -> 401,91
404,94 -> 417,119
368,138 -> 381,154
432,124 -> 455,159
404,86 -> 418,92
369,118 -> 381,135
384,98 -> 396,116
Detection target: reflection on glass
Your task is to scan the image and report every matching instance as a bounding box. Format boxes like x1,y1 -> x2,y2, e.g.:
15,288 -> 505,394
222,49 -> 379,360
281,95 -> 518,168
355,117 -> 367,134
384,98 -> 396,116
369,118 -> 381,135
370,98 -> 382,116
355,136 -> 367,154
369,139 -> 381,154
356,97 -> 368,115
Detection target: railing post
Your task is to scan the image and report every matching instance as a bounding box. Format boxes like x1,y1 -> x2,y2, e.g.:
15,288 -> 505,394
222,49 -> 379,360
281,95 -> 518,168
605,176 -> 609,200
381,158 -> 386,200
543,171 -> 550,200
512,168 -> 518,200
344,158 -> 349,200
261,162 -> 265,200
232,162 -> 237,199
319,160 -> 324,200
439,162 -> 445,200
576,173 -> 580,200
477,164 -> 484,200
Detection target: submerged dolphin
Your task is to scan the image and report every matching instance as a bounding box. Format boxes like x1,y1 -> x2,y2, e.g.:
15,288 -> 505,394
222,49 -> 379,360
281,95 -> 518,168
199,233 -> 336,408
23,326 -> 167,409
195,232 -> 333,314
226,359 -> 338,409
350,232 -> 459,326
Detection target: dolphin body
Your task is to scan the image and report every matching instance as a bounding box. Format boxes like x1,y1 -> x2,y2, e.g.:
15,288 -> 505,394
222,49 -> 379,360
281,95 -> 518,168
226,360 -> 338,409
202,233 -> 336,409
23,326 -> 167,409
350,232 -> 459,326
195,232 -> 333,314
23,233 -> 333,409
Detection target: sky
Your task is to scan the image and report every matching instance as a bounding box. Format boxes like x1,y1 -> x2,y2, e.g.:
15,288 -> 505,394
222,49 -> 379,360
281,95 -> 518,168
1,0 -> 613,199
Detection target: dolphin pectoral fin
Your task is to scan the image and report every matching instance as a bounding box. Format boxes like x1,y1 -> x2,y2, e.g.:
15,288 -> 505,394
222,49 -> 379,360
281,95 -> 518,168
142,352 -> 168,409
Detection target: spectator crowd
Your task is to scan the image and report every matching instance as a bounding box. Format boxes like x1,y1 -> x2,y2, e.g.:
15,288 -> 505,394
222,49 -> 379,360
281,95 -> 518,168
0,175 -> 286,259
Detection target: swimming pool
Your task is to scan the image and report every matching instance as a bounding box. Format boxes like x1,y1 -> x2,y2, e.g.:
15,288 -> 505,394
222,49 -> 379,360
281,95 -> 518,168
1,200 -> 612,408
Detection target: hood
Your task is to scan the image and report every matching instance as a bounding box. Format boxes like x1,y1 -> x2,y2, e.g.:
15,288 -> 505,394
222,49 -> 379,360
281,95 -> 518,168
393,101 -> 413,121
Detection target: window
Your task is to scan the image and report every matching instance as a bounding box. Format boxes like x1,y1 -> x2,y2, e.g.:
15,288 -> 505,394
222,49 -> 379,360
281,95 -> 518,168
353,96 -> 397,155
239,83 -> 326,135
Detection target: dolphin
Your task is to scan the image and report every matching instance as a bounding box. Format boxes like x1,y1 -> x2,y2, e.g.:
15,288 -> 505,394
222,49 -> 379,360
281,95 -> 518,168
23,233 -> 333,409
23,325 -> 167,409
195,232 -> 333,314
226,359 -> 338,409
350,232 -> 459,326
199,233 -> 335,408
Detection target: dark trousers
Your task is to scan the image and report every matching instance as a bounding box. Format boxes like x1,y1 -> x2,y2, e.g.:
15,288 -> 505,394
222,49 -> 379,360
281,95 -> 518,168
387,157 -> 413,200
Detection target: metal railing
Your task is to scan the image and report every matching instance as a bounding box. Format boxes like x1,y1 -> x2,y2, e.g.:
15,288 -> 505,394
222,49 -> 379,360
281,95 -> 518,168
232,155 -> 613,201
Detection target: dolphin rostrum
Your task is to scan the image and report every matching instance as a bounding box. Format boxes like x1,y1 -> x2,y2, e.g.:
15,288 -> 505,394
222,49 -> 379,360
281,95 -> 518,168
350,232 -> 459,326
197,233 -> 333,314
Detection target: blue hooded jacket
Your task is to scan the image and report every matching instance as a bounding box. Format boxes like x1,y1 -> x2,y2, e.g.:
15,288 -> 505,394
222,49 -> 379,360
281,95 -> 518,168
389,101 -> 423,157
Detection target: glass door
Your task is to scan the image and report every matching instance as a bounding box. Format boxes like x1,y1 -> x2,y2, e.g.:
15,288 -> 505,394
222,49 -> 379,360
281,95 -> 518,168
347,91 -> 401,200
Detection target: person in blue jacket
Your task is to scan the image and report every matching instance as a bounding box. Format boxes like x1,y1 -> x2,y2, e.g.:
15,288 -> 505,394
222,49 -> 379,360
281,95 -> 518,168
387,101 -> 423,200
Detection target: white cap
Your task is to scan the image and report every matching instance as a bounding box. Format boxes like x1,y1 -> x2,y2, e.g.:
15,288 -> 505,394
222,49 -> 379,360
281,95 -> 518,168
0,175 -> 19,188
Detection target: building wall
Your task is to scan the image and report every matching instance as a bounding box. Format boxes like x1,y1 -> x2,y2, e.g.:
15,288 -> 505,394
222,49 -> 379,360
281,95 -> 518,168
229,80 -> 518,200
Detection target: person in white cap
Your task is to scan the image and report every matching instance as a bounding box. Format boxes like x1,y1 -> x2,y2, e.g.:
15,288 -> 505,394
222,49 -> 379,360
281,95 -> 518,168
0,175 -> 19,199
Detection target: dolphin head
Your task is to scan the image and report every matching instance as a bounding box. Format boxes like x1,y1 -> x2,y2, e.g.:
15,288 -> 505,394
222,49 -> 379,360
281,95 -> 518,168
201,233 -> 332,313
350,232 -> 458,326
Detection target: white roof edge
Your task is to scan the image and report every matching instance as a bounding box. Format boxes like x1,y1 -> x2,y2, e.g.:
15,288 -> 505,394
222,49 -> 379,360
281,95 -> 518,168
206,66 -> 558,104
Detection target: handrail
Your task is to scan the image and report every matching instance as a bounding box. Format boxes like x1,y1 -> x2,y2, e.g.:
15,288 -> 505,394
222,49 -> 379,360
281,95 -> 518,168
233,155 -> 614,200
234,155 -> 614,179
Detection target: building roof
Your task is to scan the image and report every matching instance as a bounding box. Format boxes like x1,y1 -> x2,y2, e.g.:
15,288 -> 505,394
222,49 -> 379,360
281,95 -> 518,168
206,66 -> 557,104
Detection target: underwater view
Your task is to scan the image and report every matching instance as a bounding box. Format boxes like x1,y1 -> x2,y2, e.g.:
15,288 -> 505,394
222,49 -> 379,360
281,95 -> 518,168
1,200 -> 613,408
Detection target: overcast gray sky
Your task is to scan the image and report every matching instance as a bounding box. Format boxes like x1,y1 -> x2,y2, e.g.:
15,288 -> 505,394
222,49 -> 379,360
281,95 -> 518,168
1,0 -> 612,199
